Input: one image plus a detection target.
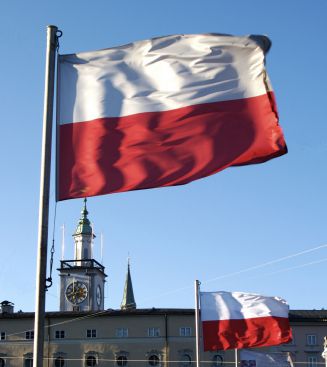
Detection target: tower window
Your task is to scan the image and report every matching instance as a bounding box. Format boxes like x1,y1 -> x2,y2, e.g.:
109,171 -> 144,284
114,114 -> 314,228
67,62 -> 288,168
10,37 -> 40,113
25,331 -> 34,340
115,328 -> 128,337
86,356 -> 97,367
55,330 -> 65,339
148,327 -> 160,337
0,331 -> 5,340
180,327 -> 191,337
0,358 -> 5,367
54,357 -> 65,367
87,329 -> 97,338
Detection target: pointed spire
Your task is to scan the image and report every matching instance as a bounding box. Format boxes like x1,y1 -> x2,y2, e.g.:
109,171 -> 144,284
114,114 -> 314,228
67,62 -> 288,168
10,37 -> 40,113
121,258 -> 136,310
74,198 -> 93,236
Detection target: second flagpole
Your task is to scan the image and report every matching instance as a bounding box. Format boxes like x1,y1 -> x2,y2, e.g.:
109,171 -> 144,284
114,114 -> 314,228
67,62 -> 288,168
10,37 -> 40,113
194,280 -> 201,367
235,349 -> 238,367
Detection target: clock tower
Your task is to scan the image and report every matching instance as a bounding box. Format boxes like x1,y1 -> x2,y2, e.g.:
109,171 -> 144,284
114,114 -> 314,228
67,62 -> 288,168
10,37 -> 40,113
58,199 -> 107,312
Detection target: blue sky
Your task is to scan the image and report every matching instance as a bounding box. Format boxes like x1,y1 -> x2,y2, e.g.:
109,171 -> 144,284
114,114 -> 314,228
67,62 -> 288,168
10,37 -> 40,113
0,0 -> 326,312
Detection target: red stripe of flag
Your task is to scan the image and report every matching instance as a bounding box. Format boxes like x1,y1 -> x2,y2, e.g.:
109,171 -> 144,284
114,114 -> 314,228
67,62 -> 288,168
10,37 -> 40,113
202,316 -> 292,351
57,93 -> 286,200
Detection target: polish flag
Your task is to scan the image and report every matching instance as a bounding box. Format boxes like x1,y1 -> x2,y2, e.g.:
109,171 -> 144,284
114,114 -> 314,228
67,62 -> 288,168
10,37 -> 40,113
200,291 -> 292,351
57,34 -> 287,201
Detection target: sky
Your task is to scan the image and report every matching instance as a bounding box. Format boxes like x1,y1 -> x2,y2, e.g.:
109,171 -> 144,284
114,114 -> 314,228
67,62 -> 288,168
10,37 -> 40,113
0,0 -> 326,313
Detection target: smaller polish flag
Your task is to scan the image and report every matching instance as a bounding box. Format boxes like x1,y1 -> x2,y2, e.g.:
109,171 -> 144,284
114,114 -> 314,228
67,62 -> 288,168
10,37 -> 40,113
200,291 -> 292,351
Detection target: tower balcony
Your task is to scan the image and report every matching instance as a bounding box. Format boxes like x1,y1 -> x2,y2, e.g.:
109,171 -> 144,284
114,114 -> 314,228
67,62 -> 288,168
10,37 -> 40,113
59,259 -> 106,274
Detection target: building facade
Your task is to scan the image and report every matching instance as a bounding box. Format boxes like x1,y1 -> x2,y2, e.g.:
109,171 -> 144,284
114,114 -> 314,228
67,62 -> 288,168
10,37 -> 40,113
0,307 -> 326,367
0,201 -> 326,367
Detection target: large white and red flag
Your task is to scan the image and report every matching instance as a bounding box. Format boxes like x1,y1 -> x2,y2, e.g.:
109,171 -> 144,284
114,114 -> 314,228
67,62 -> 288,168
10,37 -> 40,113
200,291 -> 292,351
57,34 -> 287,201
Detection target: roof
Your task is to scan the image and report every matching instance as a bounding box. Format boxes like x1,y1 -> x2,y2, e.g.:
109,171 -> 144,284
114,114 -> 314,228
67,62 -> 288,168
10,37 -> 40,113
0,308 -> 194,319
1,308 -> 327,321
120,261 -> 136,310
289,310 -> 327,322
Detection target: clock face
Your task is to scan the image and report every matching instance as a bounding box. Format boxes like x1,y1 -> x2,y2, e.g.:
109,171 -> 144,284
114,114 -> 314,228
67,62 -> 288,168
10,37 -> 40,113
96,285 -> 102,306
65,281 -> 88,304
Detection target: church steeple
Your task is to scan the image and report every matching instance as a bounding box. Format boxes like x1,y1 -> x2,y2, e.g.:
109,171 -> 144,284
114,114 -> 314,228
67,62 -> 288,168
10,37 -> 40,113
73,198 -> 95,261
58,199 -> 107,312
121,259 -> 136,310
74,198 -> 93,236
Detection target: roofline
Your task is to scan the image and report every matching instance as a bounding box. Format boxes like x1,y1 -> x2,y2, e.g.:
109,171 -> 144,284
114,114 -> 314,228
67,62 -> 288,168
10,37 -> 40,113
1,308 -> 327,321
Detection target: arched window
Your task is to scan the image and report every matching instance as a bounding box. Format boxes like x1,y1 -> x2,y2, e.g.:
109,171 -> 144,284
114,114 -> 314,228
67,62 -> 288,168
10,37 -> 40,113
212,355 -> 223,367
181,354 -> 191,367
55,357 -> 65,367
86,356 -> 97,367
116,356 -> 128,367
0,358 -> 5,367
148,355 -> 160,367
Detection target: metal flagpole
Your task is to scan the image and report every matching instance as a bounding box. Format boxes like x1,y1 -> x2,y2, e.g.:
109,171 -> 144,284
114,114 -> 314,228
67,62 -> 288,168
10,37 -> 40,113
234,349 -> 238,367
194,280 -> 201,367
33,25 -> 59,367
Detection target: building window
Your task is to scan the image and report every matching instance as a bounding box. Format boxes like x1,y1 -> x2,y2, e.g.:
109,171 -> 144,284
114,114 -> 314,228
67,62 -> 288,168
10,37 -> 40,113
307,334 -> 317,346
307,356 -> 318,367
25,358 -> 33,367
116,356 -> 128,367
0,358 -> 5,367
148,355 -> 160,367
87,329 -> 97,338
0,332 -> 5,340
25,331 -> 34,340
86,356 -> 97,367
148,328 -> 160,337
212,355 -> 223,367
180,327 -> 191,337
116,328 -> 128,337
180,354 -> 192,367
55,330 -> 65,339
54,357 -> 65,367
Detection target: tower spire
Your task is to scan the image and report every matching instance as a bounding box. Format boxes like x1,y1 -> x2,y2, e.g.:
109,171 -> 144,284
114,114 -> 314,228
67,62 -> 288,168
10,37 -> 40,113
121,258 -> 136,310
73,198 -> 95,262
74,198 -> 93,236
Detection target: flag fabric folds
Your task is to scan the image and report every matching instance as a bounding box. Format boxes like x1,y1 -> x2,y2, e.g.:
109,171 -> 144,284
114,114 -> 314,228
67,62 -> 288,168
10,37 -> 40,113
240,350 -> 294,367
57,33 -> 287,201
200,291 -> 292,351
